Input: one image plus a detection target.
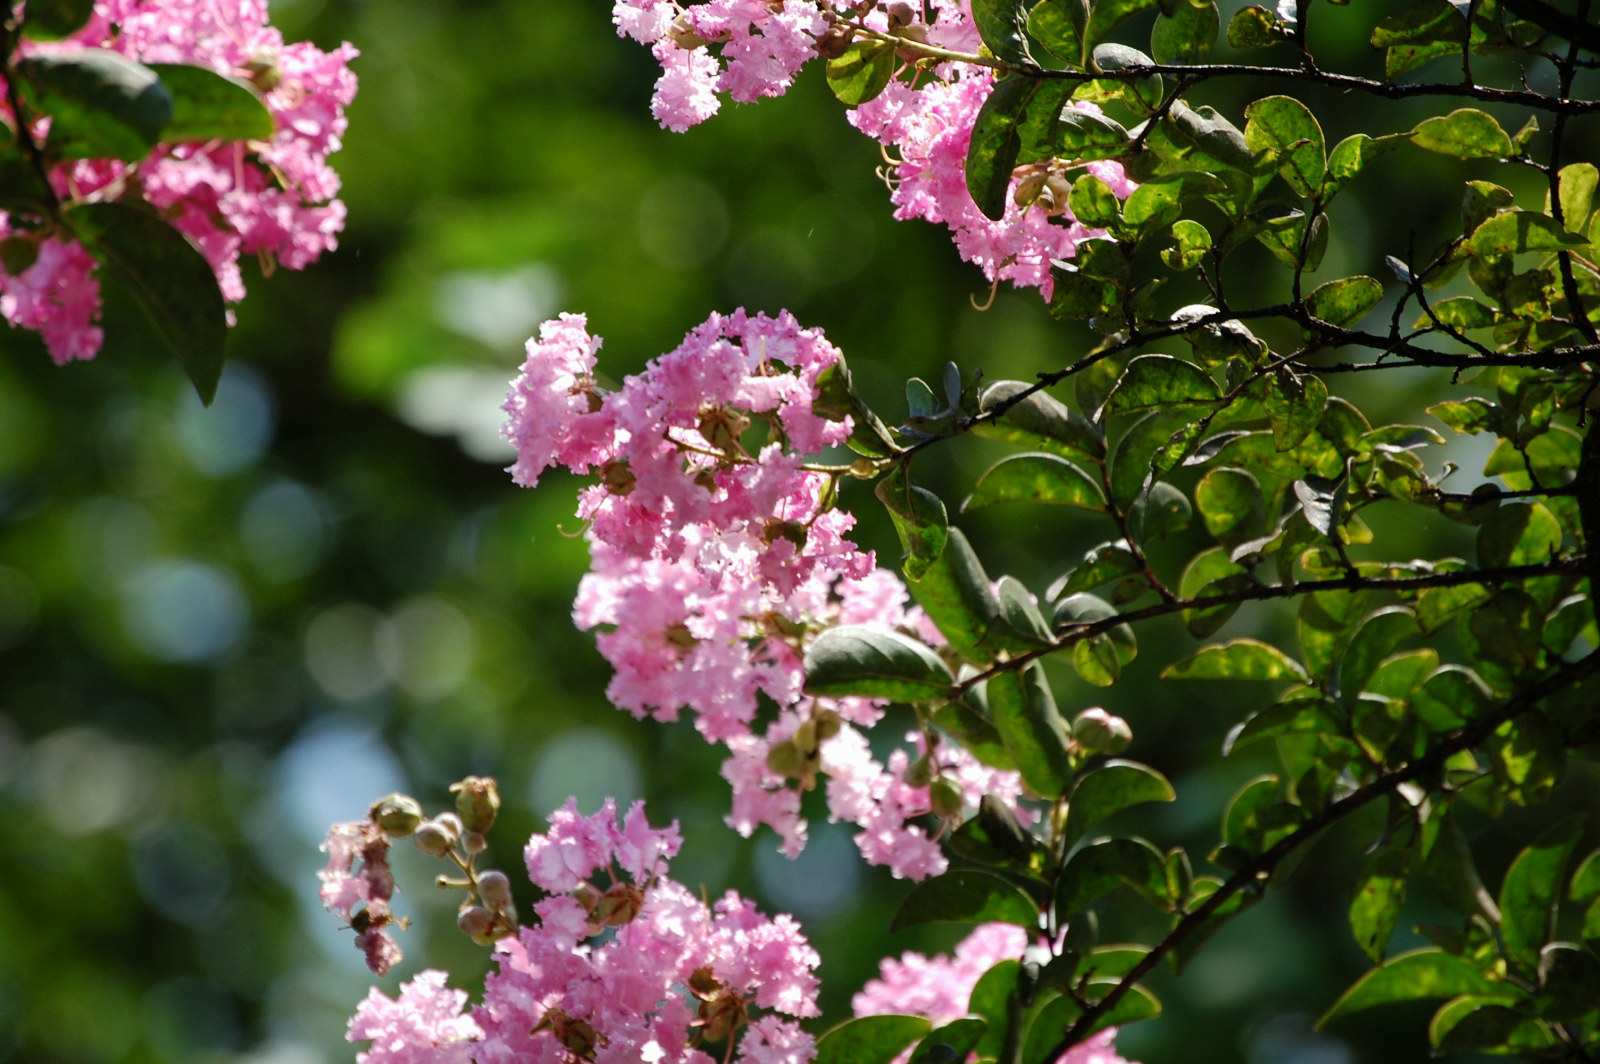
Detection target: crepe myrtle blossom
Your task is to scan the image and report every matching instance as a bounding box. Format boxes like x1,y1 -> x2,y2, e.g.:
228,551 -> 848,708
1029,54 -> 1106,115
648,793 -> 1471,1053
1,0 -> 357,362
345,799 -> 821,1064
854,923 -> 1139,1064
503,312 -> 1031,877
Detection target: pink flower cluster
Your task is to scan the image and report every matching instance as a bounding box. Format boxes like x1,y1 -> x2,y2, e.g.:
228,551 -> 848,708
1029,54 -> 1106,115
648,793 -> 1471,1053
1,0 -> 357,362
847,69 -> 1137,298
854,924 -> 1136,1064
609,0 -> 1137,299
613,0 -> 826,131
504,311 -> 1027,878
347,799 -> 822,1064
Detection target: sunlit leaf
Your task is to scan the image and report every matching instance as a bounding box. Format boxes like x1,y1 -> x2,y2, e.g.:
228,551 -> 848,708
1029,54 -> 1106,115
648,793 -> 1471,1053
1318,949 -> 1503,1028
964,453 -> 1107,512
816,1016 -> 933,1064
1163,639 -> 1308,682
1062,760 -> 1176,850
892,869 -> 1041,930
803,624 -> 955,701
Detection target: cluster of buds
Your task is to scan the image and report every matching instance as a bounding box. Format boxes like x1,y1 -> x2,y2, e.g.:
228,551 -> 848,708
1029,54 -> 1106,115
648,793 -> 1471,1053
901,742 -> 967,820
814,0 -> 928,61
321,777 -> 517,973
765,706 -> 844,792
1012,162 -> 1075,217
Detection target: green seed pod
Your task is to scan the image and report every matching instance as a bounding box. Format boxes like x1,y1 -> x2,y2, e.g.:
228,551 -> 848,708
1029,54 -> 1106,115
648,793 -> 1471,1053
370,793 -> 424,838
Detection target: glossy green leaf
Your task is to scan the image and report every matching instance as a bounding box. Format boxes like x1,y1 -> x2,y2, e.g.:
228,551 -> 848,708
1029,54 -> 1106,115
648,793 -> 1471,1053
1062,760 -> 1176,850
974,380 -> 1104,463
1571,849 -> 1600,903
892,869 -> 1041,930
1307,275 -> 1383,326
972,0 -> 1033,64
1163,639 -> 1309,682
1161,218 -> 1212,270
15,49 -> 172,160
1369,0 -> 1460,48
1028,0 -> 1087,64
66,201 -> 227,404
932,697 -> 1016,771
966,75 -> 1074,221
1052,108 -> 1135,163
813,359 -> 900,458
1223,691 -> 1340,753
964,452 -> 1107,512
19,0 -> 95,39
1350,846 -> 1411,963
987,664 -> 1074,798
816,1015 -> 933,1064
1535,942 -> 1600,1021
908,1019 -> 988,1064
1411,108 -> 1514,160
1227,5 -> 1284,47
1339,607 -> 1420,709
1191,467 -> 1262,547
951,795 -> 1052,877
803,625 -> 954,701
824,40 -> 896,105
1467,211 -> 1590,259
1221,774 -> 1287,853
877,465 -> 949,580
989,575 -> 1055,653
1431,996 -> 1554,1053
1324,133 -> 1405,197
1021,982 -> 1161,1064
908,528 -> 1000,662
1069,174 -> 1121,229
1154,100 -> 1256,172
1180,547 -> 1250,637
1096,354 -> 1221,419
148,64 -> 274,142
1556,162 -> 1598,232
968,960 -> 1021,1060
1055,540 -> 1142,596
1486,711 -> 1566,807
1150,0 -> 1218,64
1269,375 -> 1329,453
1499,815 -> 1586,970
1420,296 -> 1496,331
1083,0 -> 1162,50
1467,588 -> 1544,670
1055,835 -> 1170,916
1109,408 -> 1192,507
1244,95 -> 1325,199
1129,481 -> 1192,542
1318,948 -> 1504,1028
1476,501 -> 1562,567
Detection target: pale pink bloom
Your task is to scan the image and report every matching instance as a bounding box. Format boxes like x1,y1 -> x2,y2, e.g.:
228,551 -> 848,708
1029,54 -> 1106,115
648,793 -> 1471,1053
0,236 -> 102,362
651,41 -> 723,132
504,313 -> 611,487
348,970 -> 483,1064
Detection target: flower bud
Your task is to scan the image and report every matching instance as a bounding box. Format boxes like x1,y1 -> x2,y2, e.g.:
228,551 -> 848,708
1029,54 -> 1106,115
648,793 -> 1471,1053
457,905 -> 493,938
929,777 -> 964,818
462,830 -> 487,855
904,753 -> 935,788
414,820 -> 453,857
370,793 -> 424,838
601,458 -> 636,495
1072,707 -> 1132,754
592,882 -> 644,926
451,776 -> 501,834
813,708 -> 843,741
766,738 -> 804,777
478,869 -> 513,911
885,2 -> 915,29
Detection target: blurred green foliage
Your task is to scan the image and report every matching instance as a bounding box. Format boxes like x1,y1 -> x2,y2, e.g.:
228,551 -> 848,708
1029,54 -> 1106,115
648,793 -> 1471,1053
0,1 -> 1594,1063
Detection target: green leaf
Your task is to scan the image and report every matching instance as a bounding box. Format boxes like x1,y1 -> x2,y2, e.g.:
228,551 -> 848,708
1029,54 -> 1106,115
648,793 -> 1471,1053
1411,108 -> 1514,160
1269,374 -> 1329,452
1180,547 -> 1250,637
1370,0 -> 1461,48
1163,639 -> 1309,682
1227,5 -> 1285,47
1339,607 -> 1420,709
1351,846 -> 1412,963
1467,211 -> 1590,259
1083,0 -> 1162,50
813,359 -> 900,458
974,380 -> 1104,462
968,961 -> 1021,1060
1420,296 -> 1496,331
1130,481 -> 1192,542
1062,760 -> 1176,850
66,202 -> 227,403
966,75 -> 1074,221
1318,948 -> 1504,1028
1109,409 -> 1193,508
15,49 -> 173,161
1431,996 -> 1554,1053
1150,0 -> 1218,64
1096,354 -> 1220,418
1536,942 -> 1600,1021
1499,815 -> 1587,971
1069,174 -> 1121,229
1307,276 -> 1383,326
826,40 -> 896,105
1151,101 -> 1257,173
1055,835 -> 1170,916
802,624 -> 955,701
816,1016 -> 933,1064
1051,107 -> 1134,163
1190,467 -> 1262,550
1467,588 -> 1544,670
1028,0 -> 1087,65
892,869 -> 1041,930
932,697 -> 1016,771
1486,711 -> 1566,806
1220,774 -> 1288,853
1476,501 -> 1562,567
1571,849 -> 1600,903
909,528 -> 1000,662
972,0 -> 1034,64
1161,218 -> 1212,270
877,466 -> 949,581
1021,983 -> 1161,1064
1556,162 -> 1598,233
1324,133 -> 1405,197
990,575 -> 1055,653
147,64 -> 274,142
1055,540 -> 1142,596
964,453 -> 1107,512
1244,95 -> 1326,199
19,0 -> 95,40
908,1019 -> 988,1064
987,664 -> 1074,798
951,796 -> 1053,877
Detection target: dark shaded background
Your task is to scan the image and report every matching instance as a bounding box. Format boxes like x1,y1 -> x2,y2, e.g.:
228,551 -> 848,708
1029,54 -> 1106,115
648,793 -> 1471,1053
2,1 -> 1596,1062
